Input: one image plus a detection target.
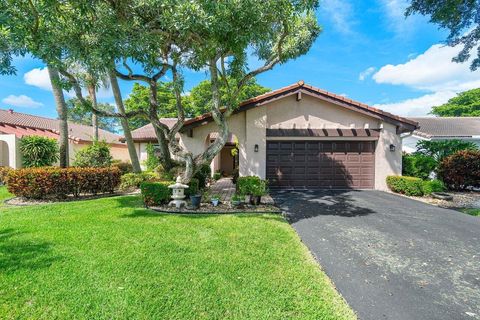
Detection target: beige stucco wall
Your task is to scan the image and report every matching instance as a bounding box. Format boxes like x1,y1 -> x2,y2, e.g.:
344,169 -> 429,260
174,93 -> 404,190
0,134 -> 21,168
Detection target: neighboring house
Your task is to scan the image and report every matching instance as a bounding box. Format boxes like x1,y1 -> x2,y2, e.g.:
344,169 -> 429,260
403,117 -> 480,153
0,108 -> 130,168
130,81 -> 417,190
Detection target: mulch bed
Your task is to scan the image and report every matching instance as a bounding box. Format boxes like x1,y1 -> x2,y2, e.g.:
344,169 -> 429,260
4,190 -> 140,207
149,202 -> 282,214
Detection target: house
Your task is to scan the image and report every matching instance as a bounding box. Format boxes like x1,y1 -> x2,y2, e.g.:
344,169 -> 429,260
130,81 -> 418,190
0,108 -> 130,168
403,117 -> 480,153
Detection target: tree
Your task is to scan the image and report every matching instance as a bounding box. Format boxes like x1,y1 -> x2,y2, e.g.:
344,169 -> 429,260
431,88 -> 480,117
48,66 -> 69,167
406,1 -> 480,70
188,78 -> 270,116
67,98 -> 119,133
416,139 -> 478,162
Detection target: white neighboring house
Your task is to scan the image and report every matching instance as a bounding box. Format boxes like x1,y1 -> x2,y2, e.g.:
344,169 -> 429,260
403,117 -> 480,153
0,108 -> 130,168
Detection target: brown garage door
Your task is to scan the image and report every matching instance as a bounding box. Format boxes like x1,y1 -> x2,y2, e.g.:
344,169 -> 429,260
266,141 -> 375,189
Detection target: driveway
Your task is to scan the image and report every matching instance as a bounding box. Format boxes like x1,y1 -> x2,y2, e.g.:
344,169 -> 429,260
272,190 -> 480,320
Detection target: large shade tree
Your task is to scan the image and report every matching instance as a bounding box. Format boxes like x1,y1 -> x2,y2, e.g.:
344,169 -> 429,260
406,0 -> 480,70
431,88 -> 480,117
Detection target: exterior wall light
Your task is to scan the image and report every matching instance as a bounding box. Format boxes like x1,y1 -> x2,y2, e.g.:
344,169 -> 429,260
389,144 -> 396,152
254,144 -> 259,152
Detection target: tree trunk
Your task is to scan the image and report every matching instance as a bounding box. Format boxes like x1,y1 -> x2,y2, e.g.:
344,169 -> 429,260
87,84 -> 99,141
108,69 -> 142,173
48,65 -> 69,168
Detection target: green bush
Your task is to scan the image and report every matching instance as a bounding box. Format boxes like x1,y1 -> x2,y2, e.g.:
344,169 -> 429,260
416,139 -> 478,162
120,172 -> 159,191
20,135 -> 59,167
194,163 -> 211,189
232,168 -> 239,184
386,176 -> 424,196
422,179 -> 445,195
144,143 -> 160,171
185,178 -> 200,197
140,181 -> 172,207
438,150 -> 480,190
402,153 -> 437,180
6,167 -> 121,199
73,141 -> 112,167
236,176 -> 267,196
213,172 -> 222,180
112,160 -> 133,175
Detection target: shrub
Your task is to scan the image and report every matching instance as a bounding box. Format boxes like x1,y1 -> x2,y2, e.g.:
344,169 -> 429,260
236,176 -> 268,196
386,176 -> 424,196
194,163 -> 211,189
232,168 -> 239,184
140,181 -> 172,207
73,141 -> 113,167
422,179 -> 445,195
185,178 -> 200,197
213,172 -> 222,180
438,150 -> 480,190
144,143 -> 160,171
416,139 -> 478,162
402,153 -> 437,180
6,167 -> 121,199
0,166 -> 12,185
20,135 -> 59,167
112,160 -> 133,175
120,172 -> 159,191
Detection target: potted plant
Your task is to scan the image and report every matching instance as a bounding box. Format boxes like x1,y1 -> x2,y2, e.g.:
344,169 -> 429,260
211,195 -> 220,207
231,194 -> 243,208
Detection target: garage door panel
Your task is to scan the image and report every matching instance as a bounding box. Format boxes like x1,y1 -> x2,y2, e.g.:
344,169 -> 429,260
267,140 -> 375,189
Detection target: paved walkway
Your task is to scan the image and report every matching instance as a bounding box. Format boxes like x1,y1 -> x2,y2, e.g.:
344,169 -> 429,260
272,189 -> 480,320
209,178 -> 236,201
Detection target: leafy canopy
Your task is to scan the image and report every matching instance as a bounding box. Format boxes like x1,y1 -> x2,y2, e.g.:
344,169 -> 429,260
66,98 -> 120,132
415,139 -> 478,162
430,88 -> 480,117
20,136 -> 59,167
406,0 -> 480,70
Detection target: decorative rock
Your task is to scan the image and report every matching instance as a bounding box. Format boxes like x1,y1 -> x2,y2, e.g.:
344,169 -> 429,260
168,176 -> 189,208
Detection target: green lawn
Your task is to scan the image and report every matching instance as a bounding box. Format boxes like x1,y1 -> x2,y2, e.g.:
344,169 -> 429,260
0,190 -> 355,320
0,186 -> 11,205
461,208 -> 480,216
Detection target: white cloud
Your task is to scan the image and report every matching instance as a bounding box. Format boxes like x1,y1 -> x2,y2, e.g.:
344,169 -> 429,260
378,0 -> 415,36
374,91 -> 456,116
24,67 -> 51,91
2,94 -> 44,108
359,67 -> 376,81
322,0 -> 356,35
372,43 -> 480,116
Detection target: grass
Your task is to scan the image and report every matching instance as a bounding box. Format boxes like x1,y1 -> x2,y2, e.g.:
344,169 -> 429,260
0,186 -> 11,205
0,191 -> 355,320
461,208 -> 480,216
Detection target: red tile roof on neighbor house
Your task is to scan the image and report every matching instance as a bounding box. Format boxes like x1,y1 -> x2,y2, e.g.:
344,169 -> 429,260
0,108 -> 124,145
128,119 -> 181,142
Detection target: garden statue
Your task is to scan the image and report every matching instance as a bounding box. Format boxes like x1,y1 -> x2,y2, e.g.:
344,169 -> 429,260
168,176 -> 189,208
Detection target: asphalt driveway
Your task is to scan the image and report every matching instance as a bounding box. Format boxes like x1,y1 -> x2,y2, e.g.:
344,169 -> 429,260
272,190 -> 480,320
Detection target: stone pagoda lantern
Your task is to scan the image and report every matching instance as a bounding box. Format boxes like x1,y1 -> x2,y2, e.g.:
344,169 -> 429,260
168,176 -> 189,208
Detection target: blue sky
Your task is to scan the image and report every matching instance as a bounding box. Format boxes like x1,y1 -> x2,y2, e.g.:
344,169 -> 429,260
1,0 -> 479,119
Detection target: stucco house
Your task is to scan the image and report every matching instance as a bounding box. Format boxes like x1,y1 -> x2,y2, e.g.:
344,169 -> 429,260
130,81 -> 418,191
0,108 -> 130,168
403,117 -> 480,153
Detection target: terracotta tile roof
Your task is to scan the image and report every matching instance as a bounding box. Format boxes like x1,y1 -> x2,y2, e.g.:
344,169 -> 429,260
409,117 -> 480,139
0,108 -> 124,144
182,81 -> 418,130
129,119 -> 183,141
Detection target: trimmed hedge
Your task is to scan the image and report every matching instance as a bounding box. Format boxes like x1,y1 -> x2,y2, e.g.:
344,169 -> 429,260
386,176 -> 424,196
120,172 -> 159,191
140,181 -> 173,207
6,167 -> 121,199
0,166 -> 12,184
438,150 -> 480,190
112,161 -> 134,175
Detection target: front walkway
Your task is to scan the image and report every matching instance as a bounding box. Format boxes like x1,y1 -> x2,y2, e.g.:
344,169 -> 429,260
272,189 -> 480,320
209,178 -> 236,202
